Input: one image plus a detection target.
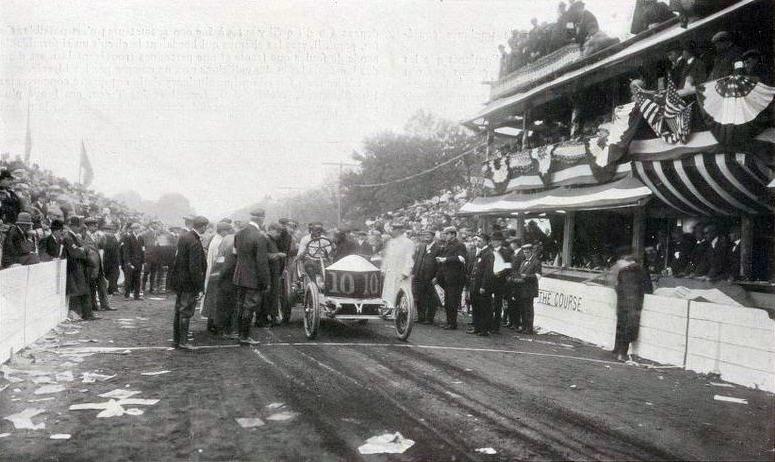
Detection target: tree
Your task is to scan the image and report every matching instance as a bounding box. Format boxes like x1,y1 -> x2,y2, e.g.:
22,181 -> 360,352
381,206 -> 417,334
341,111 -> 480,219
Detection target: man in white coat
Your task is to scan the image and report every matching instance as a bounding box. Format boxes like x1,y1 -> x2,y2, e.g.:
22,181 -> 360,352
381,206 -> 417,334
381,223 -> 415,307
200,221 -> 232,330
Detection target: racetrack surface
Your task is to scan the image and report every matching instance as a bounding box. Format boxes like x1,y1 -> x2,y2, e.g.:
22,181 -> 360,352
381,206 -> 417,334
1,295 -> 773,461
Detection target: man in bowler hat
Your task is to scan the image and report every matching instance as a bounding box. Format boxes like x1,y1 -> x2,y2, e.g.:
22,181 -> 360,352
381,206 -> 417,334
169,215 -> 209,349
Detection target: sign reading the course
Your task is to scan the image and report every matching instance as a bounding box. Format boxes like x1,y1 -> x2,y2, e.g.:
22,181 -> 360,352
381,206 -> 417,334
536,288 -> 584,312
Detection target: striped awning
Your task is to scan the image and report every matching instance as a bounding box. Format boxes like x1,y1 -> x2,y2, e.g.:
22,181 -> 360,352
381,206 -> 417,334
634,153 -> 773,216
458,176 -> 651,216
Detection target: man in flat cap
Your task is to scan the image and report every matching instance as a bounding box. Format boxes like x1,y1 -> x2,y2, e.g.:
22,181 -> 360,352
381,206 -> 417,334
709,31 -> 742,80
436,226 -> 467,330
100,222 -> 121,295
82,217 -> 114,311
121,222 -> 145,300
232,208 -> 270,345
169,215 -> 209,350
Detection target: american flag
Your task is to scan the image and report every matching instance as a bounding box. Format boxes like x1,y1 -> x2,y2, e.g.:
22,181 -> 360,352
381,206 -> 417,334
662,78 -> 692,144
633,79 -> 691,144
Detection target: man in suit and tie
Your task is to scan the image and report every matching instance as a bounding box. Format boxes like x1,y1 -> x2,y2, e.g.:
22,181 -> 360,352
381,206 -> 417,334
489,231 -> 513,334
232,209 -> 271,345
412,229 -> 440,324
512,243 -> 542,334
436,226 -> 467,330
121,222 -> 145,300
467,233 -> 495,336
355,231 -> 375,257
82,217 -> 114,311
169,216 -> 209,350
100,222 -> 121,295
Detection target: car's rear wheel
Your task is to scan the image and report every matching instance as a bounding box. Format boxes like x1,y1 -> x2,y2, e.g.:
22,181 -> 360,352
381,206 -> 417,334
303,283 -> 320,339
394,289 -> 414,341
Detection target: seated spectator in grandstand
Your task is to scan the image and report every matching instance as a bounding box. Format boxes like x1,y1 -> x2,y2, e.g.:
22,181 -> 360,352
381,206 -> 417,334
507,30 -> 527,73
742,49 -> 772,84
668,227 -> 695,276
709,31 -> 743,80
1,212 -> 40,268
673,41 -> 707,95
39,219 -> 64,261
567,1 -> 599,48
498,44 -> 510,78
630,0 -> 676,35
0,169 -> 22,224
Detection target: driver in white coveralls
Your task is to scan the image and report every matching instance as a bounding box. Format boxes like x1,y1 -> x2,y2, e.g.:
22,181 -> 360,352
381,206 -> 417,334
381,223 -> 415,307
297,221 -> 333,259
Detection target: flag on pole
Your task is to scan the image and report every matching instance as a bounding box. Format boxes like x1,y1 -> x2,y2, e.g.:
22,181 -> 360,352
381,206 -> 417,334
24,100 -> 32,164
80,140 -> 94,187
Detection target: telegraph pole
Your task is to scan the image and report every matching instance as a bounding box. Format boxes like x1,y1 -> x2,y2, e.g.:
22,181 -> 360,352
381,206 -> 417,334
322,161 -> 358,227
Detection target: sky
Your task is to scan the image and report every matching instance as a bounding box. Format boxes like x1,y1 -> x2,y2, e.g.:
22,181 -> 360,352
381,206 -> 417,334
0,0 -> 637,218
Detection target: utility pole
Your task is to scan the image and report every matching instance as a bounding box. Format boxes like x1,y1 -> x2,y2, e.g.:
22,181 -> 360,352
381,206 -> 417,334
322,161 -> 358,227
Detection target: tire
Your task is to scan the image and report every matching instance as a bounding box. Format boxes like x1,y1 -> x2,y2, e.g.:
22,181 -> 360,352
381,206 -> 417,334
303,282 -> 320,339
394,289 -> 414,341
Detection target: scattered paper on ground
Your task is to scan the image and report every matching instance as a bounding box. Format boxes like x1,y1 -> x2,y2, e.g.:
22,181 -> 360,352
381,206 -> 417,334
140,370 -> 171,376
476,448 -> 497,454
50,433 -> 71,440
32,376 -> 55,384
265,402 -> 284,409
99,389 -> 141,399
34,384 -> 66,395
4,408 -> 46,430
28,397 -> 56,403
266,411 -> 299,422
82,372 -> 116,383
56,371 -> 75,382
235,417 -> 265,428
714,395 -> 747,405
0,433 -> 10,437
710,382 -> 735,388
358,432 -> 415,455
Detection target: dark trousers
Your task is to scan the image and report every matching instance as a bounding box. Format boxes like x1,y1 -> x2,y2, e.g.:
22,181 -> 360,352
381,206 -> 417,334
105,270 -> 119,295
236,287 -> 262,340
124,266 -> 141,298
517,297 -> 535,333
412,279 -> 436,323
216,283 -> 237,334
443,284 -> 463,327
491,279 -> 508,331
260,275 -> 280,324
69,294 -> 93,319
613,336 -> 630,356
143,262 -> 163,292
471,293 -> 492,333
89,275 -> 111,310
507,297 -> 521,329
173,291 -> 198,346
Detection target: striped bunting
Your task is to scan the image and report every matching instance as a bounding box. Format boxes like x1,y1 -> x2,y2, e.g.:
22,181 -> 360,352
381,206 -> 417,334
634,153 -> 773,216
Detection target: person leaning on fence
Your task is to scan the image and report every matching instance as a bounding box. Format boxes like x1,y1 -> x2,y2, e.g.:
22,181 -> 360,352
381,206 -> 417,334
169,215 -> 209,350
39,218 -> 64,262
63,216 -> 100,321
611,254 -> 653,361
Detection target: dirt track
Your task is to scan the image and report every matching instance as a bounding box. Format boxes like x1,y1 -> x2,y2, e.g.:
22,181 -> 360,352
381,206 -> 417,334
1,295 -> 773,461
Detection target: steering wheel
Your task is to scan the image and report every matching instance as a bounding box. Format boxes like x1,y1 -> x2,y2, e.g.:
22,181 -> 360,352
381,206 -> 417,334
304,236 -> 333,259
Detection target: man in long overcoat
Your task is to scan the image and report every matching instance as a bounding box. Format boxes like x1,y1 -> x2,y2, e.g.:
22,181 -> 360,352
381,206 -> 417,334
169,216 -> 209,349
411,229 -> 440,324
63,216 -> 98,321
612,255 -> 653,361
436,226 -> 467,330
467,234 -> 494,336
232,209 -> 270,345
121,223 -> 145,300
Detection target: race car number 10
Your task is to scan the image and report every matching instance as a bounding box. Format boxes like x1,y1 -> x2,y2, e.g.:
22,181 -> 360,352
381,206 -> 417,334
327,272 -> 382,297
